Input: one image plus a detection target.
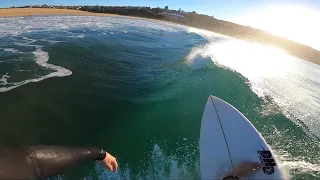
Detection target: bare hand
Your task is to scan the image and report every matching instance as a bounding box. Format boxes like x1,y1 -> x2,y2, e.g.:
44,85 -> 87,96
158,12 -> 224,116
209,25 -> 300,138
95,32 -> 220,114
98,152 -> 118,172
223,161 -> 263,179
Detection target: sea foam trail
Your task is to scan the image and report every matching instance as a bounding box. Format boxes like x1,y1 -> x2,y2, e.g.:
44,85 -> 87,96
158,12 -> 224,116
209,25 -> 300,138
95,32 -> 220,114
0,47 -> 72,92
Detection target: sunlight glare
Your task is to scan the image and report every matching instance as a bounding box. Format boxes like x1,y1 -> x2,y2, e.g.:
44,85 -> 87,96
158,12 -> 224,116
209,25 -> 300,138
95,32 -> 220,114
236,6 -> 320,50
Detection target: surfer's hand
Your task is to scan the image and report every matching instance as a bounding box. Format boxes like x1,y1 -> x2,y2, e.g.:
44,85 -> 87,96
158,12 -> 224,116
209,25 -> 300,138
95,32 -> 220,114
99,152 -> 118,172
223,161 -> 263,179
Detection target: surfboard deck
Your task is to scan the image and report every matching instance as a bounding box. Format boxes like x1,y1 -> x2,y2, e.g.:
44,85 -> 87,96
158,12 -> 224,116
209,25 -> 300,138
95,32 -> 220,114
200,96 -> 283,179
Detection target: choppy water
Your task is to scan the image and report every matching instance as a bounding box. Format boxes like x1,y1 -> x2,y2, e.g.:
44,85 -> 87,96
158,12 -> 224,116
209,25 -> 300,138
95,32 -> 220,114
0,16 -> 319,180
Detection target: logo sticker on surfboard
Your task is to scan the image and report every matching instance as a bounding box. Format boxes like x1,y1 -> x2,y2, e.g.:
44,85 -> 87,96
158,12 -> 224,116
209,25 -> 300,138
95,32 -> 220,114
257,150 -> 277,175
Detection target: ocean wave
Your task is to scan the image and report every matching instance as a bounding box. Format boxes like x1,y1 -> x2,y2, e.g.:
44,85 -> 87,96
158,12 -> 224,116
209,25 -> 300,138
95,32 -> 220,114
0,16 -> 187,38
186,28 -> 320,138
0,27 -> 74,93
0,16 -> 189,93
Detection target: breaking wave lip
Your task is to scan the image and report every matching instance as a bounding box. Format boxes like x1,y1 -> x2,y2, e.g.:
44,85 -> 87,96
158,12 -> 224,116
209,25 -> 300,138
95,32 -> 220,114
186,27 -> 320,133
187,27 -> 229,42
185,44 -> 217,70
0,47 -> 72,93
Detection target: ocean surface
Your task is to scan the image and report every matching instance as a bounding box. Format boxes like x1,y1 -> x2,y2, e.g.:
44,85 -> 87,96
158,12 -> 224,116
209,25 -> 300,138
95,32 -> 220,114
0,16 -> 319,180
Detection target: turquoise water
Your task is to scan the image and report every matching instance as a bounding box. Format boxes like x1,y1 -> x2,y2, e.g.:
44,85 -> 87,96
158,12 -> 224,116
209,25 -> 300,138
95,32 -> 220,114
0,16 -> 320,180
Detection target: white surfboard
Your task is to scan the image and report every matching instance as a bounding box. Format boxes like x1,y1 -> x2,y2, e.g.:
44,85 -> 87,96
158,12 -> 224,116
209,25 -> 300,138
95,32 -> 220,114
200,96 -> 283,179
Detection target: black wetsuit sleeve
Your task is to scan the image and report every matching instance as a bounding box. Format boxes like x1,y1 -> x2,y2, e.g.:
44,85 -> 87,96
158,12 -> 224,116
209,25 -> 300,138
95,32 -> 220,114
0,146 -> 106,179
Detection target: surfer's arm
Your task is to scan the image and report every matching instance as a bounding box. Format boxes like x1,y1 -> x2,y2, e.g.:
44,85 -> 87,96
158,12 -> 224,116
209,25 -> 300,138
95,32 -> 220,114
0,146 -> 116,179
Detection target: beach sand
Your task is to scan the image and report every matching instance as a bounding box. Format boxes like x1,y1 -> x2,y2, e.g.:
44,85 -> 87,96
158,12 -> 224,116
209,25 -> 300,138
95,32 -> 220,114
0,8 -> 177,29
0,8 -> 124,17
0,8 -> 165,24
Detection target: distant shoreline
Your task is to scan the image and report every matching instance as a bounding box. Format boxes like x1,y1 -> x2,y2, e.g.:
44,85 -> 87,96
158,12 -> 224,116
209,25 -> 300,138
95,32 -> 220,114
1,8 -> 319,65
0,8 -> 121,17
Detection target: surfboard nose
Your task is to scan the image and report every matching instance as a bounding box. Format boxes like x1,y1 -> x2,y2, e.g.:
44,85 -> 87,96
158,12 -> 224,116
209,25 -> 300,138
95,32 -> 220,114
207,95 -> 216,102
208,95 -> 230,107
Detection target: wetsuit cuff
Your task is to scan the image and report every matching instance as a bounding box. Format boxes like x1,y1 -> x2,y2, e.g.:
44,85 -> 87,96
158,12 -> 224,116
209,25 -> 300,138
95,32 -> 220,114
96,146 -> 106,160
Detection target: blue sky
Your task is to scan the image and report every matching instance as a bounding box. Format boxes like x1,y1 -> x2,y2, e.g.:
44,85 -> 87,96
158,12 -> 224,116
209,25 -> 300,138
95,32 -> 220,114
1,0 -> 319,21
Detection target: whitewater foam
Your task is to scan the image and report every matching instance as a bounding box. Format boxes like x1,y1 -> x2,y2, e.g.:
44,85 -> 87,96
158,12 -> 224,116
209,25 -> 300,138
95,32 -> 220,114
33,47 -> 72,76
186,44 -> 216,70
3,48 -> 21,53
93,144 -> 199,180
274,149 -> 320,179
0,73 -> 10,85
69,34 -> 85,39
0,16 -> 187,38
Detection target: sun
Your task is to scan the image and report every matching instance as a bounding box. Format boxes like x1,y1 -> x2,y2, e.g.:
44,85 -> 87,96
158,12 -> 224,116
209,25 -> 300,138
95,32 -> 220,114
236,6 -> 320,50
